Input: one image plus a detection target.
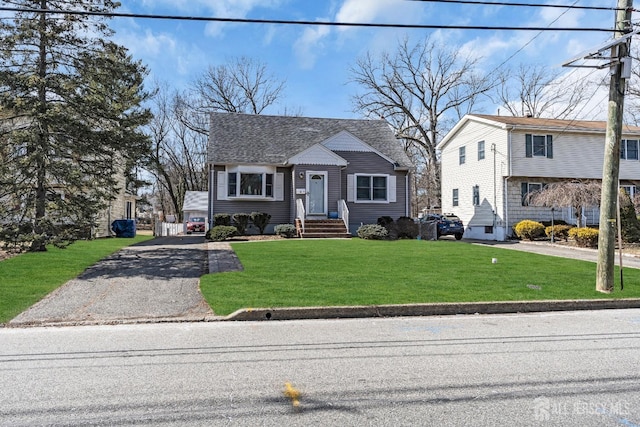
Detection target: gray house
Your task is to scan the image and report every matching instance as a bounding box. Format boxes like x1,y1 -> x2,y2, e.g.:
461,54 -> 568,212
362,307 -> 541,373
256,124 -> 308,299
208,113 -> 413,236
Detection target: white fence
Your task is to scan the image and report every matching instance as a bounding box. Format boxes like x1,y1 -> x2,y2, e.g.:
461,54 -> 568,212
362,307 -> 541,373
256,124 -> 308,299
154,222 -> 184,237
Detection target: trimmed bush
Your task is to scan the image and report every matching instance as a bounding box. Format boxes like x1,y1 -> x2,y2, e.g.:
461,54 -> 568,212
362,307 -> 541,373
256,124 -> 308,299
545,225 -> 572,242
620,190 -> 640,243
274,224 -> 296,238
568,227 -> 599,248
357,224 -> 388,240
232,213 -> 250,236
206,225 -> 237,241
213,213 -> 231,227
514,220 -> 545,240
396,216 -> 419,239
250,212 -> 271,235
377,216 -> 394,229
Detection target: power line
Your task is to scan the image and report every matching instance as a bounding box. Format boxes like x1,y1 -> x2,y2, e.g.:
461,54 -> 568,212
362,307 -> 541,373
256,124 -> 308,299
0,6 -> 616,33
405,0 -> 624,11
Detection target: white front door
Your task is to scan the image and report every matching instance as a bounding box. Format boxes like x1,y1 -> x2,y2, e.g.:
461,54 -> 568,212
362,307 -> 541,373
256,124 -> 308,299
306,172 -> 327,215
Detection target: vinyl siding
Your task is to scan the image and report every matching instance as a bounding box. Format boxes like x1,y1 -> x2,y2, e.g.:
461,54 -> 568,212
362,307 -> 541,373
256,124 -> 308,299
337,151 -> 409,231
440,121 -> 508,236
211,165 -> 293,230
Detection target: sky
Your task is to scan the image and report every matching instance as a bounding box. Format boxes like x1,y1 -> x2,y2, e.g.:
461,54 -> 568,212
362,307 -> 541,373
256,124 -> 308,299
109,0 -> 618,120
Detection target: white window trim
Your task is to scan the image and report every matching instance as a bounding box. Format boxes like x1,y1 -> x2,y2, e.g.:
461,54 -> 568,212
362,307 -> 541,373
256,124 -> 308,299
347,173 -> 396,204
217,166 -> 283,201
621,139 -> 639,160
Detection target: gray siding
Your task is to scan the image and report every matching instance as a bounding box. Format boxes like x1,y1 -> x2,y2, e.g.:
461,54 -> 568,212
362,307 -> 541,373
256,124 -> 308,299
337,151 -> 409,230
293,165 -> 343,215
212,166 -> 293,232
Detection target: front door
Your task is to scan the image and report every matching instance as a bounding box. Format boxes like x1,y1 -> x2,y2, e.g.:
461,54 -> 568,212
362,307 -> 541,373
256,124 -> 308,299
306,172 -> 327,215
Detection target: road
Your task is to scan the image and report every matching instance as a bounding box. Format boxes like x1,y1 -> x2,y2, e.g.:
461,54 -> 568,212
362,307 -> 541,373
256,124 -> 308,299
1,310 -> 640,426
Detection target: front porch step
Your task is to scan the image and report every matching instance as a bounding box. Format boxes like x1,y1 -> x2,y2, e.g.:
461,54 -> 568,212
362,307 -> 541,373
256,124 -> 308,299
296,219 -> 351,239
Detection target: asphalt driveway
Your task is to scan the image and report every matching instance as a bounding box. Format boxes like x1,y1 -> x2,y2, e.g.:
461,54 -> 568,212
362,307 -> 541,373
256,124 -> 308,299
10,236 -> 215,326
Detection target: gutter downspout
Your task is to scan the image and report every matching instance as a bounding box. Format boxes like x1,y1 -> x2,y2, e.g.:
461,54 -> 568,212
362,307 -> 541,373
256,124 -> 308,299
504,126 -> 514,240
406,173 -> 410,217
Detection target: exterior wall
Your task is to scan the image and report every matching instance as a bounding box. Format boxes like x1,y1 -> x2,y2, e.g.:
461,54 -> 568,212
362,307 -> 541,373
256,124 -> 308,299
293,165 -> 343,216
211,165 -> 293,233
94,168 -> 136,238
337,151 -> 410,232
440,121 -> 509,240
510,129 -> 640,180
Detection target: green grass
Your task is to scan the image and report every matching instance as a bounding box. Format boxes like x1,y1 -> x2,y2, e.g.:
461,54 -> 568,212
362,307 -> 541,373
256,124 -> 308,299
0,235 -> 154,323
200,239 -> 640,316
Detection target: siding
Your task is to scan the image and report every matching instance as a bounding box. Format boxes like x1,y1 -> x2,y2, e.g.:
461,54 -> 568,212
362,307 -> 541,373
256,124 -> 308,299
211,165 -> 293,230
511,130 -> 640,179
293,165 -> 343,215
440,120 -> 508,236
337,151 -> 409,230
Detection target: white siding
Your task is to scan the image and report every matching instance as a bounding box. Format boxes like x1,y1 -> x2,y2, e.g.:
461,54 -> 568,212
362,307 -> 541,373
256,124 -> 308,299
440,120 -> 509,239
510,130 -> 640,180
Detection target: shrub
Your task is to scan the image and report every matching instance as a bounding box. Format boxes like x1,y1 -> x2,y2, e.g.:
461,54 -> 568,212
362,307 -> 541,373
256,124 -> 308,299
206,225 -> 237,241
377,216 -> 394,229
232,213 -> 250,235
274,224 -> 296,238
568,227 -> 599,248
620,190 -> 640,243
514,220 -> 545,240
213,213 -> 231,227
357,224 -> 388,240
396,216 -> 419,239
545,225 -> 572,242
250,212 -> 272,234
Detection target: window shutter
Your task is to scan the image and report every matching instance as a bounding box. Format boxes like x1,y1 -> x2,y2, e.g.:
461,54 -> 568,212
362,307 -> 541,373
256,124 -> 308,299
546,135 -> 553,158
525,134 -> 533,157
347,174 -> 355,202
275,173 -> 284,201
388,176 -> 396,203
217,171 -> 226,200
521,182 -> 528,206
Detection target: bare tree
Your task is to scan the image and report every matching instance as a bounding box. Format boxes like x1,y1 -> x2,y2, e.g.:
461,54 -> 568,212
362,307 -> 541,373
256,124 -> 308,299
624,43 -> 640,125
350,36 -> 494,209
145,85 -> 208,221
493,63 -> 594,119
528,180 -> 602,228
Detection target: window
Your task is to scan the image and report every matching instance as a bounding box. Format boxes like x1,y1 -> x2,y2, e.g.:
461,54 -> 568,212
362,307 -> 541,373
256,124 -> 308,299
452,188 -> 459,207
521,182 -> 543,206
356,175 -> 388,201
525,134 -> 553,158
125,201 -> 133,219
621,139 -> 639,160
621,185 -> 636,198
484,226 -> 493,234
478,141 -> 485,160
472,185 -> 480,206
222,167 -> 278,199
459,146 -> 466,164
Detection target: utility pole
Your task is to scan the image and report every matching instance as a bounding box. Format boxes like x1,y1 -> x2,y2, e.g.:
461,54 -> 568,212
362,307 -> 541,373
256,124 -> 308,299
596,0 -> 634,293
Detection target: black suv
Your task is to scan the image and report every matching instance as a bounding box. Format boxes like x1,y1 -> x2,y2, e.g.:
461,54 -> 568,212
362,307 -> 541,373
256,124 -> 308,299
422,213 -> 465,240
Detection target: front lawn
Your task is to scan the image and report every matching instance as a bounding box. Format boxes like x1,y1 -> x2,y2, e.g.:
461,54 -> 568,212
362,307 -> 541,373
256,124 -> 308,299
200,239 -> 639,316
0,235 -> 154,323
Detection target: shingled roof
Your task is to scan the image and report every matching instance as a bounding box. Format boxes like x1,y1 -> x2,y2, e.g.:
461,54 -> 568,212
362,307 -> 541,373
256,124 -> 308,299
208,112 -> 412,168
470,114 -> 640,133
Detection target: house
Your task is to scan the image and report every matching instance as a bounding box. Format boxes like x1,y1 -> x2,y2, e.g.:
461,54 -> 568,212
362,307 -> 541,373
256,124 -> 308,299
437,114 -> 640,241
207,113 -> 413,236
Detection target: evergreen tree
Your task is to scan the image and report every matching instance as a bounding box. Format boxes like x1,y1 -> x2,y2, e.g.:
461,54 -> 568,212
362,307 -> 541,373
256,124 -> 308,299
620,189 -> 640,243
0,0 -> 151,251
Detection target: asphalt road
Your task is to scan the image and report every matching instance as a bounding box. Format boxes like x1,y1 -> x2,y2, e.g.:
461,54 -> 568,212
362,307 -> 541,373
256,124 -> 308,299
1,309 -> 639,426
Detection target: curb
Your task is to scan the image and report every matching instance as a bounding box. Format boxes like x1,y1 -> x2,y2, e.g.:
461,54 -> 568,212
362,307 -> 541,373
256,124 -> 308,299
222,298 -> 640,321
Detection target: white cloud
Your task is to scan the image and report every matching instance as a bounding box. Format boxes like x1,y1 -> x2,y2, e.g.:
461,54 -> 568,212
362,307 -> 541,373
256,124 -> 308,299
293,25 -> 331,69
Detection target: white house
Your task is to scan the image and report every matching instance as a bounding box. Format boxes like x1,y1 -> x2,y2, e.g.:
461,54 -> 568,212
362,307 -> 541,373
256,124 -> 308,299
437,114 -> 640,241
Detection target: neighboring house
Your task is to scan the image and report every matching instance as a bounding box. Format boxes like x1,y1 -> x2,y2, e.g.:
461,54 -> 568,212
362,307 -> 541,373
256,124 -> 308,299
93,165 -> 137,238
182,191 -> 209,233
438,114 -> 640,241
208,113 -> 413,235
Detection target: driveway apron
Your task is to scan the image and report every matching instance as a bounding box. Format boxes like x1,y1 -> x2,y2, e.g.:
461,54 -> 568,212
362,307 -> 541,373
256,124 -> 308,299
10,236 -> 214,326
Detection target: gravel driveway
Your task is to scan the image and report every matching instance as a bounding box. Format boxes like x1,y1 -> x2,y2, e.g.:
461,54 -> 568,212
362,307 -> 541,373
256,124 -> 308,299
10,236 -> 215,326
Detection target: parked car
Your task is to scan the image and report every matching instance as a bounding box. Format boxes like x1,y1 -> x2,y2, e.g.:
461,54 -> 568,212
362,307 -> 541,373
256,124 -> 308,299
422,213 -> 464,240
186,217 -> 206,234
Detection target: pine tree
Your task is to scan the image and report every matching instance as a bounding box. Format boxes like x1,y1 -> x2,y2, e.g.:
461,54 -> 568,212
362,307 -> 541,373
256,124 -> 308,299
0,0 -> 151,251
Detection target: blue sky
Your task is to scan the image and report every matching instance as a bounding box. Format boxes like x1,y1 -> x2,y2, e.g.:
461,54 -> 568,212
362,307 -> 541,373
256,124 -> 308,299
111,0 -> 616,120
